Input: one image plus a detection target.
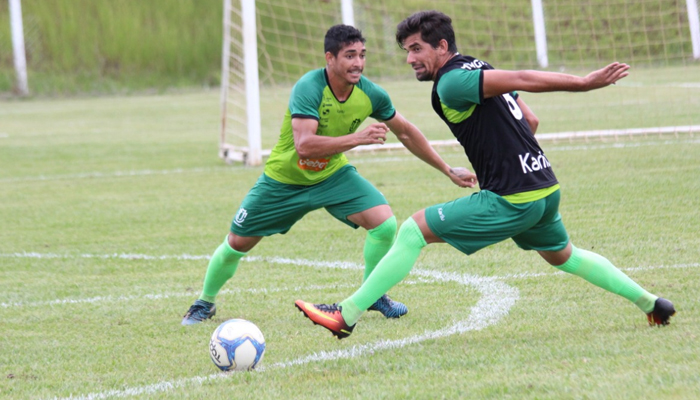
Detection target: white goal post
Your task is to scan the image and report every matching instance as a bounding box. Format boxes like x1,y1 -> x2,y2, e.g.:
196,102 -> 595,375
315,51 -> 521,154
219,0 -> 262,165
221,0 -> 700,165
8,0 -> 29,96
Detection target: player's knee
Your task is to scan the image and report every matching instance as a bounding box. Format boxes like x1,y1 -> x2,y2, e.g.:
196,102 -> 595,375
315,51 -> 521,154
227,232 -> 261,253
368,215 -> 397,243
396,217 -> 428,248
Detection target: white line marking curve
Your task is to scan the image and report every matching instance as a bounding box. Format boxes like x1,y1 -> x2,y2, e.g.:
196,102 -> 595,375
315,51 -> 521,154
5,252 -> 519,400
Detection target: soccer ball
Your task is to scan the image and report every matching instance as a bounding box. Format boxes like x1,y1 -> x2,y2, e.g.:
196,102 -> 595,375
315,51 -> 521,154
209,319 -> 266,371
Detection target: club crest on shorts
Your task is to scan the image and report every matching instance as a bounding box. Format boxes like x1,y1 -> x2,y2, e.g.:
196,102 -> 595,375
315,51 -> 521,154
233,207 -> 248,227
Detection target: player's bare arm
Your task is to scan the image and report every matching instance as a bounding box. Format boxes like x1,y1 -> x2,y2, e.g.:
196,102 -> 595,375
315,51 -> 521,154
481,62 -> 630,99
292,117 -> 388,159
516,97 -> 539,134
384,111 -> 477,188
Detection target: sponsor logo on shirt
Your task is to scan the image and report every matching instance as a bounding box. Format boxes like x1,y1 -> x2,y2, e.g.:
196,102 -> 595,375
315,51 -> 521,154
518,151 -> 552,174
298,158 -> 330,171
438,207 -> 446,221
233,207 -> 248,227
460,59 -> 486,70
348,118 -> 361,133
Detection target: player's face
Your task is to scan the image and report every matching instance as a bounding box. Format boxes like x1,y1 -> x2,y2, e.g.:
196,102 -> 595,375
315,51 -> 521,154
327,41 -> 366,85
402,33 -> 441,81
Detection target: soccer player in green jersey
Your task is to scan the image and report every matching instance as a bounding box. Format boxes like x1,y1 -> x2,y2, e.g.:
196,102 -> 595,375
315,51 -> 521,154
182,24 -> 475,325
295,10 -> 675,339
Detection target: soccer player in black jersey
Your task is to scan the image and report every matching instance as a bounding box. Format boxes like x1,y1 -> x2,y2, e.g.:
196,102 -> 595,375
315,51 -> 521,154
296,10 -> 675,339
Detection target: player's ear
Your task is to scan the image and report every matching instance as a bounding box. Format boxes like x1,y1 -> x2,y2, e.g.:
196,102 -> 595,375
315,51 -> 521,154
438,39 -> 449,55
325,51 -> 334,66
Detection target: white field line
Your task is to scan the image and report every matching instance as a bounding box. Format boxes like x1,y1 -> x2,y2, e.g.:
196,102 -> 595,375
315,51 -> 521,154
353,137 -> 700,163
544,138 -> 700,152
1,252 -> 697,308
0,253 -> 362,308
3,137 -> 698,184
350,132 -> 700,153
44,256 -> 699,400
3,252 -> 690,400
359,138 -> 700,162
0,283 -> 359,309
42,254 -> 518,400
0,166 -> 232,184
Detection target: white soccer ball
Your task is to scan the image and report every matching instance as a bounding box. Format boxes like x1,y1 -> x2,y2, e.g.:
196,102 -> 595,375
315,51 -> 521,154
209,319 -> 266,371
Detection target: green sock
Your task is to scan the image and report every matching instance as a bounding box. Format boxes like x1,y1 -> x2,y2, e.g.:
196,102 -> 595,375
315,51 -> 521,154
362,216 -> 397,281
198,236 -> 246,303
340,217 -> 426,325
556,245 -> 657,313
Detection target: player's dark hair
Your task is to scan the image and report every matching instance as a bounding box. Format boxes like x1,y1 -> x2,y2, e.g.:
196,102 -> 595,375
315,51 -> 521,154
396,10 -> 457,53
324,24 -> 366,56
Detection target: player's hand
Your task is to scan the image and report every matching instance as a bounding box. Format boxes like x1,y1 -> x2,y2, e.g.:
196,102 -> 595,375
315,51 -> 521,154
448,167 -> 478,188
584,62 -> 630,90
355,123 -> 389,145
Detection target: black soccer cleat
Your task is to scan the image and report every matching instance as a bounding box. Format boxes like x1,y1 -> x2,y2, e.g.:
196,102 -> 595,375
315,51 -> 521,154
646,297 -> 676,327
182,299 -> 217,325
368,294 -> 408,318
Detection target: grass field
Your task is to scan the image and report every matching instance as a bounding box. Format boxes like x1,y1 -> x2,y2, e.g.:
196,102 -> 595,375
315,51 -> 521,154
1,79 -> 699,399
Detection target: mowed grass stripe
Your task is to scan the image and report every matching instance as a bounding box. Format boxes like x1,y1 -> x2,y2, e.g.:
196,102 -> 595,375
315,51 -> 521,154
2,136 -> 698,184
2,251 -> 695,309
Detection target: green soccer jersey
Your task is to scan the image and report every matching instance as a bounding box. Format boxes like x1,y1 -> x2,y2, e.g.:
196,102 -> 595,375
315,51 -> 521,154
264,68 -> 396,185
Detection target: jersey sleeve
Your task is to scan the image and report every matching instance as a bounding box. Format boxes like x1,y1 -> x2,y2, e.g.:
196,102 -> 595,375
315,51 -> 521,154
437,69 -> 483,111
359,77 -> 396,121
288,73 -> 324,120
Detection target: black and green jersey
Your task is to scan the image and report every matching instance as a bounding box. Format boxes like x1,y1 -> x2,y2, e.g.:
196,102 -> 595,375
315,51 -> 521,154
431,54 -> 558,196
264,68 -> 396,185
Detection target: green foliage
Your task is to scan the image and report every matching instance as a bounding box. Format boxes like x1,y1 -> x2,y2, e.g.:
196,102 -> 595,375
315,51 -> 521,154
0,0 -> 223,94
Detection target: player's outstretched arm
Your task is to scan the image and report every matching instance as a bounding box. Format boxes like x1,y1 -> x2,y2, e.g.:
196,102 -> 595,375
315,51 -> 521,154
384,111 -> 477,188
292,118 -> 389,159
482,62 -> 630,99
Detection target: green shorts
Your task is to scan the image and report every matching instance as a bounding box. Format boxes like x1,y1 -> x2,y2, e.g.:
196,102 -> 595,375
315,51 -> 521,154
230,165 -> 388,236
425,189 -> 569,255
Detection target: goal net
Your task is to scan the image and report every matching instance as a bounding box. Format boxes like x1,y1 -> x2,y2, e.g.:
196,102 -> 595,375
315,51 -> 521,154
221,0 -> 700,165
